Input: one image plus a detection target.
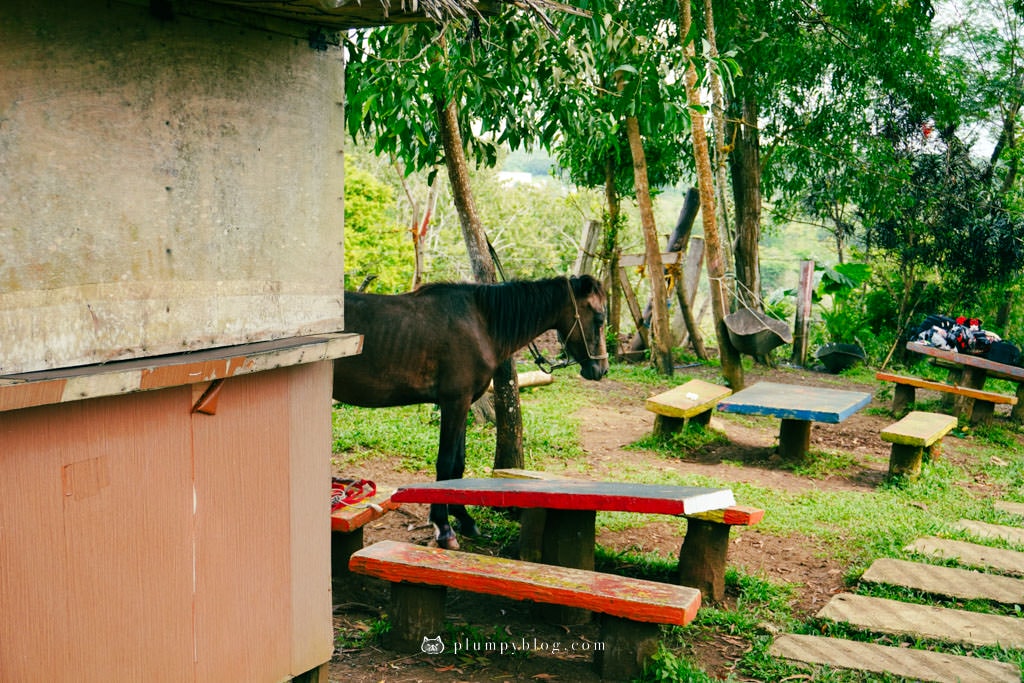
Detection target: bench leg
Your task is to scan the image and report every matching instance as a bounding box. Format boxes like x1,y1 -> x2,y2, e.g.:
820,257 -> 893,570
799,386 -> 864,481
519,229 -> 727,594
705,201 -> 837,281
677,518 -> 729,601
594,615 -> 660,681
653,413 -> 685,437
290,663 -> 328,683
386,582 -> 447,652
536,509 -> 595,625
892,384 -> 915,415
970,400 -> 995,425
887,443 -> 924,482
777,419 -> 811,461
690,408 -> 713,428
332,528 -> 364,579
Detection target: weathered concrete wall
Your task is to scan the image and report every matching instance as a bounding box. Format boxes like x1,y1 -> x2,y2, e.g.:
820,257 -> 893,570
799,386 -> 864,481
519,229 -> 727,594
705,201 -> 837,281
0,0 -> 346,374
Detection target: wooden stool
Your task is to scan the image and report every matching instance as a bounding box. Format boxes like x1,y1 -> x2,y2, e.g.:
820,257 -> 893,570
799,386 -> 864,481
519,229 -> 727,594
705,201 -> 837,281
646,379 -> 732,436
880,411 -> 958,482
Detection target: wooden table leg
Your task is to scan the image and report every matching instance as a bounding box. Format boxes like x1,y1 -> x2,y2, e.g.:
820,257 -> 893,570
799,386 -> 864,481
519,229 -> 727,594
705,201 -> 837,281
777,419 -> 811,461
957,367 -> 987,421
1013,383 -> 1024,423
536,508 -> 595,625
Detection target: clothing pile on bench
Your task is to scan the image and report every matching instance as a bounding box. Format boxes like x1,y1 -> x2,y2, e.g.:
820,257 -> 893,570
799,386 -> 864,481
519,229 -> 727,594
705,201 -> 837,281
910,314 -> 1021,365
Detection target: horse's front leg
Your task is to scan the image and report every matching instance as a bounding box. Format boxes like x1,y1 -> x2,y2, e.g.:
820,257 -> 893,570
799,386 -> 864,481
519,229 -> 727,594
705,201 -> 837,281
432,400 -> 479,549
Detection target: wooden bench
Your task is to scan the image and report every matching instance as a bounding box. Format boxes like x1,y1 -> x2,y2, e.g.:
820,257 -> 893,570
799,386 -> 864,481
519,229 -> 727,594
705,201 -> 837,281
876,371 -> 1017,424
493,468 -> 763,601
880,411 -> 958,482
349,539 -> 701,680
331,486 -> 401,580
645,379 -> 732,435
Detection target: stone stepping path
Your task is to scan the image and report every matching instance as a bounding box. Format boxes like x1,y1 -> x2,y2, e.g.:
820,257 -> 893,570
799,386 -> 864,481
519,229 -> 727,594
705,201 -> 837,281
995,500 -> 1024,517
816,592 -> 1024,649
770,633 -> 1020,683
861,556 -> 1024,604
955,518 -> 1024,546
906,536 -> 1024,576
770,502 -> 1023,680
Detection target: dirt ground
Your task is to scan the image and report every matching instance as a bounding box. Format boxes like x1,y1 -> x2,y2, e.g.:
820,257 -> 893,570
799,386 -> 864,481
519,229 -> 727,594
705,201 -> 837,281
327,359 -> 1006,682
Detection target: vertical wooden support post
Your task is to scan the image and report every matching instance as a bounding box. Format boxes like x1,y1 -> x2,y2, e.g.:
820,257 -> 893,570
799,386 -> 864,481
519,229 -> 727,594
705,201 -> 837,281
386,583 -> 446,651
573,219 -> 601,276
892,384 -> 915,415
331,528 -> 364,581
777,419 -> 811,461
887,443 -> 924,482
536,509 -> 595,625
595,616 -> 661,680
677,518 -> 730,601
791,260 -> 814,366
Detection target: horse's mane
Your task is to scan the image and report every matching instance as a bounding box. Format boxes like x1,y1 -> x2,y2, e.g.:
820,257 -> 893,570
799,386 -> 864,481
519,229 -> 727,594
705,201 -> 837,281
411,276 -> 602,343
475,278 -> 570,342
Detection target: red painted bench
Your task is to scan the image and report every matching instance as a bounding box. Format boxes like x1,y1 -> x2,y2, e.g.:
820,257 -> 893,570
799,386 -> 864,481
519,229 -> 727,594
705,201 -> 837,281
349,539 -> 701,680
330,486 -> 401,580
493,469 -> 764,601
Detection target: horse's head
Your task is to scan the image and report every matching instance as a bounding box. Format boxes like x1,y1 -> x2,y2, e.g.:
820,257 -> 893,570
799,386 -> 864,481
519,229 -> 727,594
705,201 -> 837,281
560,275 -> 609,381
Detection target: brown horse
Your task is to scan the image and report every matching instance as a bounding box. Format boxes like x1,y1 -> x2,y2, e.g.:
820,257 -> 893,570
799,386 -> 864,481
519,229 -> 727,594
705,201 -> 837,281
332,275 -> 609,548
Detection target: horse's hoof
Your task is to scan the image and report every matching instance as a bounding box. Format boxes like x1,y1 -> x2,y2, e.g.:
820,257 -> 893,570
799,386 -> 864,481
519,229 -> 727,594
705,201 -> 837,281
436,534 -> 460,550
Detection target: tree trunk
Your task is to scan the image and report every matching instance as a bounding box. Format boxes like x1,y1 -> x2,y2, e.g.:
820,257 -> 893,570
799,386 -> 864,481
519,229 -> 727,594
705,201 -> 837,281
731,94 -> 763,313
604,158 -> 623,357
679,0 -> 743,389
435,95 -> 523,470
625,111 -> 673,375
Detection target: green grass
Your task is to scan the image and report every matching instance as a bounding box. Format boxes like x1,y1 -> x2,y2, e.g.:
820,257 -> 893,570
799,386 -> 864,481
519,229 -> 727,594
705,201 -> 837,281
331,362 -> 1024,681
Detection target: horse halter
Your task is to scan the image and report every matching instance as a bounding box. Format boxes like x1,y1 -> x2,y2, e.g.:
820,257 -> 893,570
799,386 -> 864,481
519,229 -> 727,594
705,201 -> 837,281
530,278 -> 609,373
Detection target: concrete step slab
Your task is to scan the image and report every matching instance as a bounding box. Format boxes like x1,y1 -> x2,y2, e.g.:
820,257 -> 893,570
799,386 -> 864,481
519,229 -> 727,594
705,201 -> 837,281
956,519 -> 1024,546
861,557 -> 1024,604
817,593 -> 1024,649
771,633 -> 1020,683
994,500 -> 1024,518
906,536 -> 1024,576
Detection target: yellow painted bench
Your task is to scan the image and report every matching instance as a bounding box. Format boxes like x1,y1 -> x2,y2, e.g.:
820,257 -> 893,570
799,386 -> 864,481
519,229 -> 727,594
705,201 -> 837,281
880,411 -> 958,482
645,379 -> 732,435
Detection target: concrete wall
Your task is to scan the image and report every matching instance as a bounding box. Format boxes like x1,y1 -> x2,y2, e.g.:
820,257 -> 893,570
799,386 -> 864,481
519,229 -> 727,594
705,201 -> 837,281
0,0 -> 346,374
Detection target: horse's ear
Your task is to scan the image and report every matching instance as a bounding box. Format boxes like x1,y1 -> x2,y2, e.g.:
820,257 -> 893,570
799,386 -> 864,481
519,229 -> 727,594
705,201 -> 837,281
572,274 -> 601,296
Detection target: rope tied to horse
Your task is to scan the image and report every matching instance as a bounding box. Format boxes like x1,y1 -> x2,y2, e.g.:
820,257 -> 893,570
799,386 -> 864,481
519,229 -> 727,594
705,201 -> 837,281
331,477 -> 377,512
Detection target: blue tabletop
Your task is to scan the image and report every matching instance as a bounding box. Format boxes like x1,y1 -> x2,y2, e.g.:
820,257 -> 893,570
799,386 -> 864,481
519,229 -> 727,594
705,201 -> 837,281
716,381 -> 873,423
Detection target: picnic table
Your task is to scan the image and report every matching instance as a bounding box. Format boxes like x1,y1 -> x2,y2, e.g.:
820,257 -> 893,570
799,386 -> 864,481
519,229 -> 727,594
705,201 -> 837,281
390,477 -> 735,621
715,381 -> 873,461
906,342 -> 1024,422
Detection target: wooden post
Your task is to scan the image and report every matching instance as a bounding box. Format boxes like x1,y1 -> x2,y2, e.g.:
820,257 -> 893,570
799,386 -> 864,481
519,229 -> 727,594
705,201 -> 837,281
537,509 -> 595,625
386,583 -> 447,651
677,519 -> 730,601
595,616 -> 661,680
791,260 -> 814,365
887,444 -> 925,482
777,419 -> 811,461
573,219 -> 601,276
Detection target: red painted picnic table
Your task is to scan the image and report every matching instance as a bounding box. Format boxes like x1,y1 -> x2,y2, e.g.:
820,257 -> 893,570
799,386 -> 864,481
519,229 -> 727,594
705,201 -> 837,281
716,381 -> 873,461
392,478 -> 736,622
391,477 -> 734,565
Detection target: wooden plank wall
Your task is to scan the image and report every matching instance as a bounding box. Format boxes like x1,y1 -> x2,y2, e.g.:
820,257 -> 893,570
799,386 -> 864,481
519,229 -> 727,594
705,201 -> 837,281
0,363 -> 334,681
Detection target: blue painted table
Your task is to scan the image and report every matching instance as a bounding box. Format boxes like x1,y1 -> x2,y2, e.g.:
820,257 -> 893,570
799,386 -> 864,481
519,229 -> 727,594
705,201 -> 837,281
716,381 -> 873,460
